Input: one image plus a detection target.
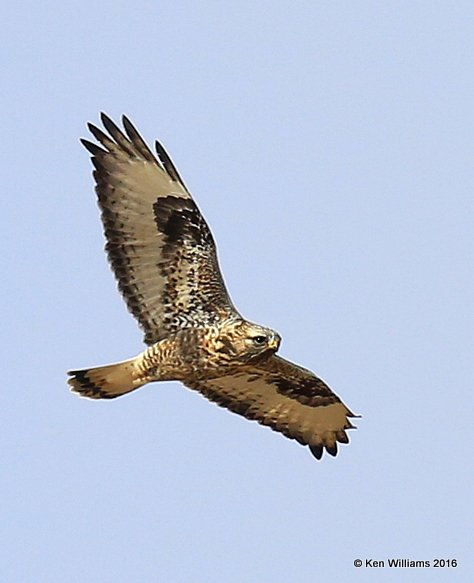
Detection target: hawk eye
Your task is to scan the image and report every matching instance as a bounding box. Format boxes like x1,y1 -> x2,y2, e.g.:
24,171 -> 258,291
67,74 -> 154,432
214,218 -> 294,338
252,335 -> 267,346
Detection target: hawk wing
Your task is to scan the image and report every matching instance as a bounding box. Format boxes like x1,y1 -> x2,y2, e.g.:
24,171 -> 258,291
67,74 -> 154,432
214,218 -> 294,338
186,355 -> 358,460
81,114 -> 237,344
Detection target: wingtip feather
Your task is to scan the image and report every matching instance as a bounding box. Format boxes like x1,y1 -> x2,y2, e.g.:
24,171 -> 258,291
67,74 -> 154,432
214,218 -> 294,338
309,445 -> 323,460
80,138 -> 105,156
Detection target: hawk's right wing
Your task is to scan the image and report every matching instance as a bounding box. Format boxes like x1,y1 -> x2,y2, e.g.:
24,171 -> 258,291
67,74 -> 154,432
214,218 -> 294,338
81,114 -> 237,344
186,355 -> 359,460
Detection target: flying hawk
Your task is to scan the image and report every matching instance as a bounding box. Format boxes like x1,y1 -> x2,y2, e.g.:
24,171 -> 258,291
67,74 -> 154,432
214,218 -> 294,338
68,114 -> 359,460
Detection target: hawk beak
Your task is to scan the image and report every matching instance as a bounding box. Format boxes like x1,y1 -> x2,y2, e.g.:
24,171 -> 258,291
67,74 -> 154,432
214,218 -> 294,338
268,336 -> 280,351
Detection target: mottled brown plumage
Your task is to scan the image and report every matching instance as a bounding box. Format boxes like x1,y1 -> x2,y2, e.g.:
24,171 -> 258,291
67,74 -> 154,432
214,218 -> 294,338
68,114 -> 359,460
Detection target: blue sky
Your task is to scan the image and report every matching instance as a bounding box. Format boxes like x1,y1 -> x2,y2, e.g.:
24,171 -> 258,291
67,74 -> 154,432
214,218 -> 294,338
2,1 -> 472,581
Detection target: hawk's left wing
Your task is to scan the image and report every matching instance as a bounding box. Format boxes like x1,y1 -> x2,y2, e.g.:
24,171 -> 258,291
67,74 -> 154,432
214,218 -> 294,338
81,114 -> 237,345
186,355 -> 358,460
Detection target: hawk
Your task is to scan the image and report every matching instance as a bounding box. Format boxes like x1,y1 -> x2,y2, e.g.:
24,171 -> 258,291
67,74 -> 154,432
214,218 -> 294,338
68,114 -> 359,460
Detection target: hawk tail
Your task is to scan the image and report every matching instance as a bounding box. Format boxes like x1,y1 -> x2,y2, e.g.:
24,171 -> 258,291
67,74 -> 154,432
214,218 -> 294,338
68,357 -> 146,399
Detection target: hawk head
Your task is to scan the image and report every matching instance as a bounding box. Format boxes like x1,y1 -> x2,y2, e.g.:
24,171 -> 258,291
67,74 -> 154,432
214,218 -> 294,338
218,320 -> 281,363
